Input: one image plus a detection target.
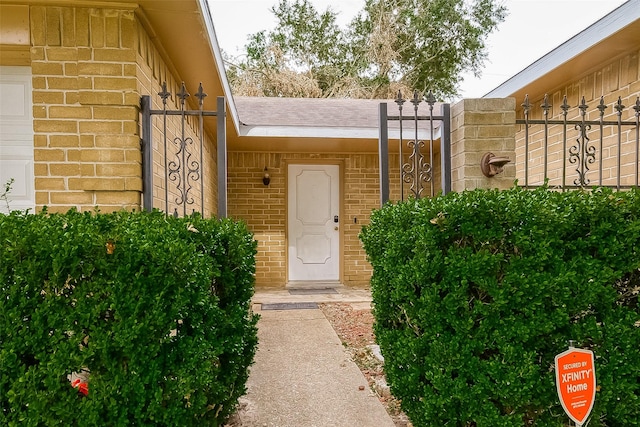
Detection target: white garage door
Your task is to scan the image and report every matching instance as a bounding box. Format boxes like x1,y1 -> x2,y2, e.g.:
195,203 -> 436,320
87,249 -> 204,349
0,66 -> 34,214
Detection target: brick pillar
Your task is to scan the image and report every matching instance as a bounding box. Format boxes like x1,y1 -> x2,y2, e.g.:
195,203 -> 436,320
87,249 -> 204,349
450,98 -> 516,191
30,6 -> 141,213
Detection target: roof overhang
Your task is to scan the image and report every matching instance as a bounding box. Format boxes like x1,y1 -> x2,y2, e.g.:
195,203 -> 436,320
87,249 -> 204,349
0,0 -> 243,133
231,96 -> 443,151
485,0 -> 640,101
239,125 -> 439,141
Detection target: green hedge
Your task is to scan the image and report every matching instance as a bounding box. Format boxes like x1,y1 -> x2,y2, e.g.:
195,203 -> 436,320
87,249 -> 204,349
360,187 -> 640,426
0,210 -> 258,426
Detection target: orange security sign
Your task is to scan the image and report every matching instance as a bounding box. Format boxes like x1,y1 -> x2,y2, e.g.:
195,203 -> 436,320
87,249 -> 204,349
555,347 -> 596,426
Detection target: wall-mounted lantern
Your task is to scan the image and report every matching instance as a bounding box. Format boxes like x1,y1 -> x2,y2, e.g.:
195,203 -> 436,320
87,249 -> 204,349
262,167 -> 271,186
481,153 -> 511,177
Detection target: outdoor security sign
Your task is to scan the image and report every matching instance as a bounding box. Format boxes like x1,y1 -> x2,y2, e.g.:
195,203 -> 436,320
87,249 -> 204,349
555,347 -> 596,426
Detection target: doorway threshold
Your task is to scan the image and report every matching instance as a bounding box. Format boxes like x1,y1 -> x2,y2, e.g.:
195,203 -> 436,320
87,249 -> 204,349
288,288 -> 339,295
286,281 -> 343,290
261,302 -> 319,311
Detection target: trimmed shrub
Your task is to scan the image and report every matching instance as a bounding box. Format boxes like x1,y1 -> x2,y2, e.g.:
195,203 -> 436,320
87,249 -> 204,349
360,187 -> 640,427
0,209 -> 258,426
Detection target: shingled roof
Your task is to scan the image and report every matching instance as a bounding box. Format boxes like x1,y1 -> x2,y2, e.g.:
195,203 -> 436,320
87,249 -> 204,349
233,96 -> 443,139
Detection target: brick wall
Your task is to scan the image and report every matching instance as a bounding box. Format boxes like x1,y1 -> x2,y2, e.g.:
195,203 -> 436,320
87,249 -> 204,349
515,50 -> 640,188
450,98 -> 517,191
29,6 -> 141,213
24,4 -> 217,214
343,154 -> 383,287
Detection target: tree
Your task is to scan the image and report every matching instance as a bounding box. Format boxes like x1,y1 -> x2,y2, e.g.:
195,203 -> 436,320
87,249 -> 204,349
225,0 -> 507,100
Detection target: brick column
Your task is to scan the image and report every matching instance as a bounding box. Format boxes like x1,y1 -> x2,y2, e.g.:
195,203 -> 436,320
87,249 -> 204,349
450,98 -> 516,191
30,5 -> 141,213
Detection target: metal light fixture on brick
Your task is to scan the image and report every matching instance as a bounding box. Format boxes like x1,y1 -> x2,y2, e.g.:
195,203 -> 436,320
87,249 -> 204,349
262,167 -> 271,186
481,153 -> 511,177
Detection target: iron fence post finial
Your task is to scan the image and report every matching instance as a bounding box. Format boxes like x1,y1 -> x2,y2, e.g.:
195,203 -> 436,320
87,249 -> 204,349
159,82 -> 170,106
540,94 -> 550,115
597,96 -> 607,118
424,90 -> 436,107
561,95 -> 570,115
521,94 -> 531,114
177,82 -> 190,108
195,82 -> 207,108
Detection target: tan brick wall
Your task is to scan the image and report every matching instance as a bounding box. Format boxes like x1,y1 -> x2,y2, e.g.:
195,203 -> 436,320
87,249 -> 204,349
343,154 -> 382,287
29,6 -> 141,213
450,98 -> 517,191
22,4 -> 218,215
515,50 -> 640,188
228,152 -> 388,288
227,153 -> 285,287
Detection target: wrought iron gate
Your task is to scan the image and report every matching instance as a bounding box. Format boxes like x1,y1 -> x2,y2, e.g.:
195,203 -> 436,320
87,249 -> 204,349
140,82 -> 227,217
518,94 -> 640,190
378,90 -> 451,205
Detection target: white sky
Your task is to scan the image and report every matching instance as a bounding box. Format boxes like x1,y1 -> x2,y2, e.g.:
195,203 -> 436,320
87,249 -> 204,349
207,0 -> 628,99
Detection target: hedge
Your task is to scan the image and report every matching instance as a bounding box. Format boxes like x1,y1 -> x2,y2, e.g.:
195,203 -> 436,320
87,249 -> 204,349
0,209 -> 258,426
360,187 -> 640,426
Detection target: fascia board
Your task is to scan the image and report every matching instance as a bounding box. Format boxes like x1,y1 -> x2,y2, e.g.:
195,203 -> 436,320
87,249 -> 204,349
196,0 -> 241,132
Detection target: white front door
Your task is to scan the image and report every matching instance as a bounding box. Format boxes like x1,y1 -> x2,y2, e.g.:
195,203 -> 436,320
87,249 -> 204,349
287,164 -> 340,283
0,66 -> 34,213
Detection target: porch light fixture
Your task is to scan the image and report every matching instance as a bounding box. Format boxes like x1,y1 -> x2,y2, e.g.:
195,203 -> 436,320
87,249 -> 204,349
481,152 -> 511,177
262,167 -> 271,186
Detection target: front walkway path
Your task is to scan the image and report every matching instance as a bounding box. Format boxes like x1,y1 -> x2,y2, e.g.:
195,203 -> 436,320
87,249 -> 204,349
233,287 -> 395,427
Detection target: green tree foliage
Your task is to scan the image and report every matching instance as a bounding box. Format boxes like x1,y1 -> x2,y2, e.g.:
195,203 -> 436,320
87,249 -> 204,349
360,187 -> 640,426
226,0 -> 506,99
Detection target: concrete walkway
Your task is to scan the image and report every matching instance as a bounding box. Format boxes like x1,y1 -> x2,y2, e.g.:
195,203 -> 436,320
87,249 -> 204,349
233,287 -> 395,427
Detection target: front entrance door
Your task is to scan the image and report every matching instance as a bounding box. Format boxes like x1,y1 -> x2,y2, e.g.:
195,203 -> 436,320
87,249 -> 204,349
287,164 -> 340,283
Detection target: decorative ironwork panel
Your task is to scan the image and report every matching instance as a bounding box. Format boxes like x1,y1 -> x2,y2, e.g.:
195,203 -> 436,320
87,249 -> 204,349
378,90 -> 451,204
518,94 -> 640,190
140,82 -> 227,217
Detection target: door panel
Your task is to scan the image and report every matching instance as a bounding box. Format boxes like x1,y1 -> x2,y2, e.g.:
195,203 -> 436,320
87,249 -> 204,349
288,164 -> 340,282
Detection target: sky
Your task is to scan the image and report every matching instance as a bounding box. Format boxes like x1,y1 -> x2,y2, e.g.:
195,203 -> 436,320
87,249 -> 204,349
207,0 -> 628,99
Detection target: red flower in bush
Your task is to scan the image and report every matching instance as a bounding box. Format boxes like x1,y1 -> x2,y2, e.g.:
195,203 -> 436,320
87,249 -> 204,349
71,379 -> 89,396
